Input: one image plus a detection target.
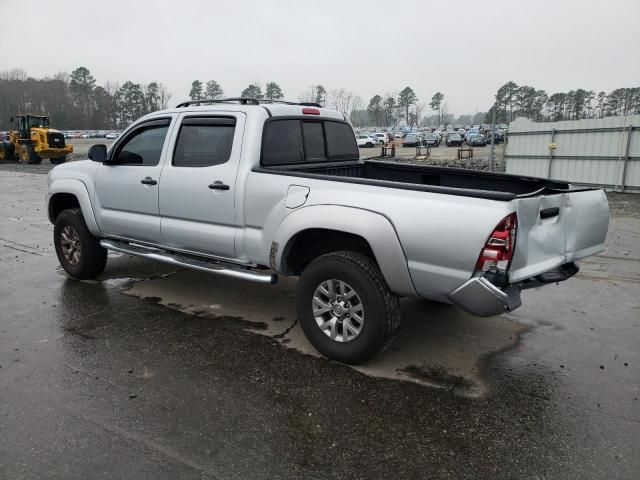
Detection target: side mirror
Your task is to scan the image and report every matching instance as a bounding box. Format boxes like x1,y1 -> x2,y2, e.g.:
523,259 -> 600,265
88,144 -> 108,162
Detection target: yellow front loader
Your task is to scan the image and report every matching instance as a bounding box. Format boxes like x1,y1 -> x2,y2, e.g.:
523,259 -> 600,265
0,114 -> 73,164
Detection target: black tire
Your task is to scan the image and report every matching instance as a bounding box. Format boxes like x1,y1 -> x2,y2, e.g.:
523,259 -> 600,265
296,251 -> 400,364
0,141 -> 12,163
366,142 -> 373,148
54,208 -> 107,279
50,155 -> 67,164
19,144 -> 42,164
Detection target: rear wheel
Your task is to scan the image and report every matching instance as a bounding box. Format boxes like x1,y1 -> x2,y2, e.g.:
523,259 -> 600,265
50,155 -> 67,164
296,251 -> 400,364
19,144 -> 41,164
54,208 -> 107,279
0,141 -> 14,163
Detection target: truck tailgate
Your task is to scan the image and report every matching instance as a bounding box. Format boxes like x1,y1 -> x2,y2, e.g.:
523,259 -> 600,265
509,189 -> 609,283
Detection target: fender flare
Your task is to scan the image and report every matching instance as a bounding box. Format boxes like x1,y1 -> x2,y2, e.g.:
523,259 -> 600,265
47,179 -> 102,236
273,205 -> 416,297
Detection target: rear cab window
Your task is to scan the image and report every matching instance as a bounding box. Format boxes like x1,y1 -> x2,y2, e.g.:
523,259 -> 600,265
261,118 -> 358,166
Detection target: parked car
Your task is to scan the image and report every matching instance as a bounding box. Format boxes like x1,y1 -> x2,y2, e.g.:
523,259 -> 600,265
403,133 -> 421,147
466,134 -> 486,147
394,132 -> 403,139
46,100 -> 609,364
105,132 -> 120,140
356,135 -> 376,148
422,134 -> 440,147
446,133 -> 463,147
371,133 -> 387,144
485,131 -> 504,144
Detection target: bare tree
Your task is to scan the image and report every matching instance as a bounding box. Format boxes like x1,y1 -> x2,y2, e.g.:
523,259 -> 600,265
414,103 -> 425,126
299,85 -> 322,104
328,88 -> 354,115
0,68 -> 28,81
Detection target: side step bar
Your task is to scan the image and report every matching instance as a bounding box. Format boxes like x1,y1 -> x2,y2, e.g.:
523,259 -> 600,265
99,239 -> 278,285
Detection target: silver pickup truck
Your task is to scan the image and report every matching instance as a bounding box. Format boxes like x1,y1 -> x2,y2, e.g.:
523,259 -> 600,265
46,98 -> 610,364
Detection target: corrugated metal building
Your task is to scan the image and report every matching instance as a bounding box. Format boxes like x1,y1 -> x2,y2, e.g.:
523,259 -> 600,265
505,115 -> 640,192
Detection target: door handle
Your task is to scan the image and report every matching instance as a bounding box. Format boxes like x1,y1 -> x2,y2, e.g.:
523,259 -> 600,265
208,182 -> 230,191
540,207 -> 559,219
141,177 -> 157,185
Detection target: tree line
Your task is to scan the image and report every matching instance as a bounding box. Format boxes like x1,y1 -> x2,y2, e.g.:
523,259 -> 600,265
0,67 -> 171,130
2,67 -> 637,131
488,81 -> 640,123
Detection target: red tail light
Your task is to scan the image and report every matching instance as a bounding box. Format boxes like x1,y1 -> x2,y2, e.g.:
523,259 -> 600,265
302,107 -> 320,115
476,213 -> 517,273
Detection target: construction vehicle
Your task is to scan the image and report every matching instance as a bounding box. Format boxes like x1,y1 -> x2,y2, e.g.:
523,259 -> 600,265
0,114 -> 72,164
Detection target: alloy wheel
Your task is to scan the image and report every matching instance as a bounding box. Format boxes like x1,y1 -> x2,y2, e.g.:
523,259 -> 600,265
312,279 -> 364,343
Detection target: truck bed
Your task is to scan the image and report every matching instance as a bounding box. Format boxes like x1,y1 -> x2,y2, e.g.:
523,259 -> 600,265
256,159 -> 580,201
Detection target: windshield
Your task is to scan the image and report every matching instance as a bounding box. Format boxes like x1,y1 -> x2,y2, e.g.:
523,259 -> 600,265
28,117 -> 49,128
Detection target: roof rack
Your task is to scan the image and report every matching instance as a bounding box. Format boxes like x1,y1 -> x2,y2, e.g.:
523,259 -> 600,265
176,97 -> 259,107
175,98 -> 322,108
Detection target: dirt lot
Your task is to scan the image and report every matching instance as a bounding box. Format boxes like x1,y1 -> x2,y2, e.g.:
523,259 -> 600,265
360,140 -> 505,163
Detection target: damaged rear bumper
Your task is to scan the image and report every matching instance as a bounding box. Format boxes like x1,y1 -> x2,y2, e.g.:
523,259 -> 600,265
448,262 -> 579,317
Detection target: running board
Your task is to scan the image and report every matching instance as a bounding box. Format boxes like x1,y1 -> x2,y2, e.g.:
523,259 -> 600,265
99,239 -> 278,285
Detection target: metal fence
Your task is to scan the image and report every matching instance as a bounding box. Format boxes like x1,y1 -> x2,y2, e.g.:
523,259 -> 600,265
505,115 -> 640,192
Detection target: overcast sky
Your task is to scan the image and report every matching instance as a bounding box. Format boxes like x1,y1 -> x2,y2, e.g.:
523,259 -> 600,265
2,0 -> 639,114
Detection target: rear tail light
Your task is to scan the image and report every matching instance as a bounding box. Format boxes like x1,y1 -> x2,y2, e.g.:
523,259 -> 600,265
476,213 -> 517,273
302,107 -> 320,115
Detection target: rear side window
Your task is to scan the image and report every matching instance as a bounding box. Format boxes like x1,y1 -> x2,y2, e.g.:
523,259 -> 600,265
325,122 -> 358,160
173,117 -> 235,167
261,119 -> 357,166
262,120 -> 303,166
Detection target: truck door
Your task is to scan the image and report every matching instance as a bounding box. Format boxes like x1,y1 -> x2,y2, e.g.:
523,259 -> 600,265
158,113 -> 244,259
93,118 -> 172,243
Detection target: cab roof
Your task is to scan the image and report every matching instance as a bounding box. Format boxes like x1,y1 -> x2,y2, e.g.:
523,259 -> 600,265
155,98 -> 346,120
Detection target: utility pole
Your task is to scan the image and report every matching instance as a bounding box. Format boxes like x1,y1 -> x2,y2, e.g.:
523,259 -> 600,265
489,107 -> 496,172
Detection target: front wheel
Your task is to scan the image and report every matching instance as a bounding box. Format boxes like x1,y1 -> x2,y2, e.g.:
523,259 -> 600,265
296,251 -> 401,364
19,144 -> 42,164
54,209 -> 107,279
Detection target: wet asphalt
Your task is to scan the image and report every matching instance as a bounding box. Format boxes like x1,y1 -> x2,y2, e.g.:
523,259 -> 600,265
1,165 -> 639,479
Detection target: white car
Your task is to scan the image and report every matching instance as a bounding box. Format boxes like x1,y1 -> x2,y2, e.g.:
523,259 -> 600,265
372,133 -> 387,144
105,132 -> 120,140
356,135 -> 376,148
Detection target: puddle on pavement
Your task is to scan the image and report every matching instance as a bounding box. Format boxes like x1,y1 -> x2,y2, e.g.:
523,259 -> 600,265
122,268 -> 529,397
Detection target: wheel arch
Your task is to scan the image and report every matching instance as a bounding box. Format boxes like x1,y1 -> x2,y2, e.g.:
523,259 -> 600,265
48,179 -> 102,236
273,205 -> 416,297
